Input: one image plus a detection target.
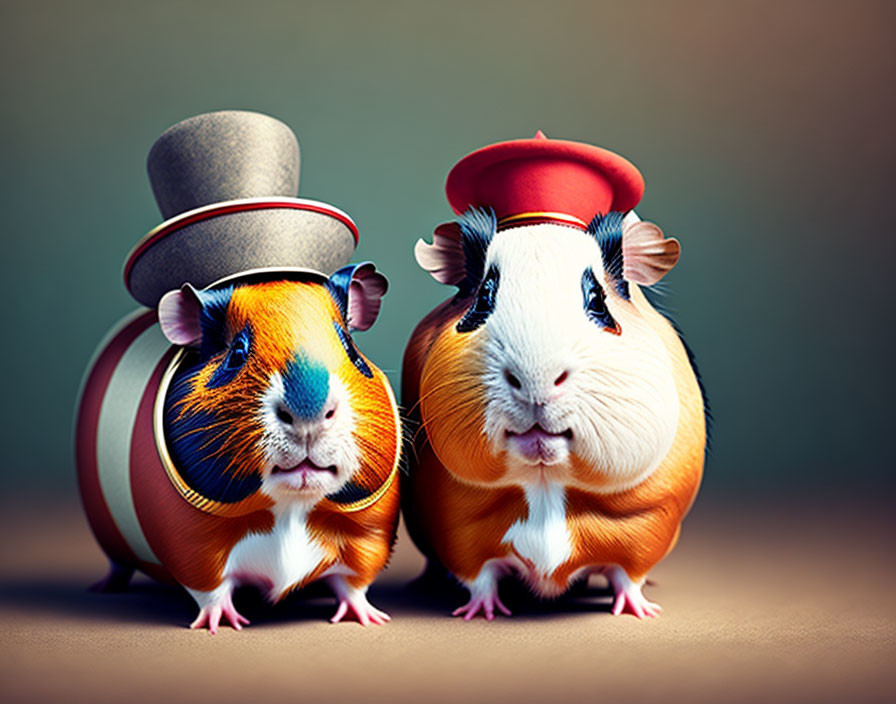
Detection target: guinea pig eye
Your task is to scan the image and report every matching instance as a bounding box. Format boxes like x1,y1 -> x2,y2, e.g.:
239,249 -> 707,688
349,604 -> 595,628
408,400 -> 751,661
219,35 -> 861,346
224,330 -> 250,369
333,321 -> 373,378
457,265 -> 499,333
582,267 -> 621,334
207,325 -> 253,388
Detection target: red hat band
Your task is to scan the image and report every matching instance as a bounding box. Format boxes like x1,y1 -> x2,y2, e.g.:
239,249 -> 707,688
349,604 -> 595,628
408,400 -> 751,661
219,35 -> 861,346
446,132 -> 645,231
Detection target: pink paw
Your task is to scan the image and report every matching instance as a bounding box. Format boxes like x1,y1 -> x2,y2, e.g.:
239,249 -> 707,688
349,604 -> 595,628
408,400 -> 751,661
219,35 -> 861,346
190,595 -> 250,634
452,593 -> 512,621
604,566 -> 662,619
611,590 -> 662,618
330,596 -> 391,626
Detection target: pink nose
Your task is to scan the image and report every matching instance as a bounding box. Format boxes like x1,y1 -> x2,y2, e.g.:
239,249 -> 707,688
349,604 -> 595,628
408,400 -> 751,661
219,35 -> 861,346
503,368 -> 571,402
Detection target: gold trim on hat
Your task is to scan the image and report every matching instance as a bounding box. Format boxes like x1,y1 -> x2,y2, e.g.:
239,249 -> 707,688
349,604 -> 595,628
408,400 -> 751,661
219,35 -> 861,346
497,211 -> 588,229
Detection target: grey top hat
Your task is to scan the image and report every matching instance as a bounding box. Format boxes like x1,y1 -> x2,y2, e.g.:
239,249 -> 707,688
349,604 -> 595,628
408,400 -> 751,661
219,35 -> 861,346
124,110 -> 358,307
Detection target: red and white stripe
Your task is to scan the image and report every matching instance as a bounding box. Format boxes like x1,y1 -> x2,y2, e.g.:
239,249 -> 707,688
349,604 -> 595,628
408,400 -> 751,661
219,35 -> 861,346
75,309 -> 175,582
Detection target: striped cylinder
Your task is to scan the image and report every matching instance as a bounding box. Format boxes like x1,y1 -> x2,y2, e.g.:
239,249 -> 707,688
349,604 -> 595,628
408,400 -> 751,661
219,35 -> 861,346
75,310 -> 179,583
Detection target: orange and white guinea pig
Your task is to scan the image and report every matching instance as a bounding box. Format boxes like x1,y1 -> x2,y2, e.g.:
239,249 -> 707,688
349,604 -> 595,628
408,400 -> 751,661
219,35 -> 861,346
75,266 -> 401,632
402,210 -> 707,620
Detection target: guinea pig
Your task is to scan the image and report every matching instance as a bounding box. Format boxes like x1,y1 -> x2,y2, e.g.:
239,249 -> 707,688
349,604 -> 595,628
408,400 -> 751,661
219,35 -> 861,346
75,265 -> 401,631
402,209 -> 707,620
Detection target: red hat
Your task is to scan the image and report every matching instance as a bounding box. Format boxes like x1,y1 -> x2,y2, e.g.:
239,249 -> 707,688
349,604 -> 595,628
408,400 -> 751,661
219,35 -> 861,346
445,131 -> 644,230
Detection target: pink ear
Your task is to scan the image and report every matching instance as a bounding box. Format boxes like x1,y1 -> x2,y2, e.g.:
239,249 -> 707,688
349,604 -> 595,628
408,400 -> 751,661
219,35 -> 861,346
347,264 -> 389,332
158,284 -> 203,346
622,220 -> 681,285
414,222 -> 466,286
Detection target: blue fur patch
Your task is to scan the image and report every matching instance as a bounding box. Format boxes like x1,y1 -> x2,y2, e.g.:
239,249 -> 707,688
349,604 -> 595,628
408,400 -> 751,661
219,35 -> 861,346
326,264 -> 357,324
456,207 -> 496,297
587,212 -> 630,300
283,353 -> 330,420
333,321 -> 373,378
196,285 -> 235,358
163,358 -> 261,504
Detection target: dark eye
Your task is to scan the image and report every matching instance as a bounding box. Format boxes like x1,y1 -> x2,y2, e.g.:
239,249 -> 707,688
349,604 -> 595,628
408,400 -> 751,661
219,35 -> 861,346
457,265 -> 499,333
582,267 -> 621,334
207,325 -> 253,388
333,321 -> 373,378
224,331 -> 250,370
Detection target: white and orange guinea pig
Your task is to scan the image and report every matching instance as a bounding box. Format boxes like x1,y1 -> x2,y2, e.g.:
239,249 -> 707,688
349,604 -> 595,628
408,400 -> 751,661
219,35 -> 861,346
402,208 -> 707,620
76,266 -> 401,632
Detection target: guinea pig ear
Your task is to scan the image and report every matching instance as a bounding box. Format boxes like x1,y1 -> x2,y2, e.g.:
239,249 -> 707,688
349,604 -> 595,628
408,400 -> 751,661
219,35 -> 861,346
621,212 -> 682,286
328,262 -> 389,332
158,283 -> 233,352
158,284 -> 203,346
414,222 -> 466,286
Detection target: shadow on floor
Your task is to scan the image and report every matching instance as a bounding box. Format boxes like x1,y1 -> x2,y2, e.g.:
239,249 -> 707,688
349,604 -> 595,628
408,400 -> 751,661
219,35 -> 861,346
0,566 -> 622,628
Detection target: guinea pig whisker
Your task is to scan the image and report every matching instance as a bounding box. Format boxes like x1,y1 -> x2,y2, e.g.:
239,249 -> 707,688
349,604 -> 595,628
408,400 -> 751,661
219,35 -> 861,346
404,377 -> 480,417
410,401 -> 483,444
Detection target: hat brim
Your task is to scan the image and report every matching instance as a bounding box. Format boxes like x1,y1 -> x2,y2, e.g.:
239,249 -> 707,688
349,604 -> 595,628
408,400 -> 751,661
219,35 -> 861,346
124,198 -> 358,307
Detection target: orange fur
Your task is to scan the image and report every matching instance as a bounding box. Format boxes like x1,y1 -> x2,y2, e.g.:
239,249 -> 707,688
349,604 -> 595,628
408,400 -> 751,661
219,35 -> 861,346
145,281 -> 400,595
403,282 -> 704,588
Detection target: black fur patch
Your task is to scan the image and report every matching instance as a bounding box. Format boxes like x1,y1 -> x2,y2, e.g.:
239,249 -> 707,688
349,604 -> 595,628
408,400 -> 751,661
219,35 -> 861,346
587,212 -> 630,300
455,207 -> 496,297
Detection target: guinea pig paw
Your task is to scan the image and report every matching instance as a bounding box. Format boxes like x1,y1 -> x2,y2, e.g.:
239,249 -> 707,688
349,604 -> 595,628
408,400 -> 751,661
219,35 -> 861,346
330,595 -> 391,626
604,566 -> 662,619
189,598 -> 250,635
451,593 -> 512,622
611,591 -> 662,619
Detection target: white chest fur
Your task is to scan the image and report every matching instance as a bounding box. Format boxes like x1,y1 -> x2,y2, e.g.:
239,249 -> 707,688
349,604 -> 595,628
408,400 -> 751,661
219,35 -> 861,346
223,504 -> 328,599
502,481 -> 572,578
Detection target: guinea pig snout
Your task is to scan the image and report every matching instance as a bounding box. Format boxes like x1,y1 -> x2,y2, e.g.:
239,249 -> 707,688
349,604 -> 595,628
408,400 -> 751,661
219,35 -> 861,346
277,353 -> 334,424
261,353 -> 345,445
501,364 -> 572,405
274,399 -> 339,429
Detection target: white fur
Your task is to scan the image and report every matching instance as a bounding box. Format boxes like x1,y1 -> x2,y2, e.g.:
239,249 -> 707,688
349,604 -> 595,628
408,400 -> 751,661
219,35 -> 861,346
188,502 -> 335,606
501,481 -> 572,592
480,224 -> 680,492
257,371 -> 361,502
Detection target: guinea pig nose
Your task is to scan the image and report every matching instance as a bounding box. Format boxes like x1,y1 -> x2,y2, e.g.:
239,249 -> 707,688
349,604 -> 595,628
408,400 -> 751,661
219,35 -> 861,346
276,405 -> 294,425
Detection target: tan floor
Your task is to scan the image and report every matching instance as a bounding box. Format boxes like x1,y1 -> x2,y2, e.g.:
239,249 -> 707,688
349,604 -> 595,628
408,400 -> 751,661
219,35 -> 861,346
1,495 -> 893,704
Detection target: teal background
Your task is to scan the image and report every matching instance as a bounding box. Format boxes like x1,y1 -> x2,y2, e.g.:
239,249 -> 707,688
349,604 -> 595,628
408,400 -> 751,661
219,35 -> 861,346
2,0 -> 893,498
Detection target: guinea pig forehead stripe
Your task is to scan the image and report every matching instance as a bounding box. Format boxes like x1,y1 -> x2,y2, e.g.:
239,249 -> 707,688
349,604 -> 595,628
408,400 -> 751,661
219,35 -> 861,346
457,206 -> 497,296
586,212 -> 630,300
281,352 -> 330,420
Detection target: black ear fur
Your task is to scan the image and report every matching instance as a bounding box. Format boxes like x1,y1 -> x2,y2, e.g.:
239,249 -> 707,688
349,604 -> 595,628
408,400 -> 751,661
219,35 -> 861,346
195,285 -> 235,358
587,212 -> 629,299
456,207 -> 497,297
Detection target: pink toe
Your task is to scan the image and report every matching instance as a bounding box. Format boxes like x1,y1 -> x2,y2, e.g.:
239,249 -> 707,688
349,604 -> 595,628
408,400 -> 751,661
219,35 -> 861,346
331,601 -> 348,624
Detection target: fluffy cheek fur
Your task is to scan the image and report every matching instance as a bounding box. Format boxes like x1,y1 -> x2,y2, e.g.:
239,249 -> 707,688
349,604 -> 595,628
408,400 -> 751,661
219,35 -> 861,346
419,326 -> 508,485
562,311 -> 680,491
257,372 -> 361,503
